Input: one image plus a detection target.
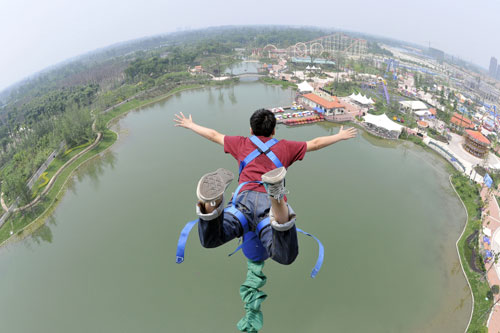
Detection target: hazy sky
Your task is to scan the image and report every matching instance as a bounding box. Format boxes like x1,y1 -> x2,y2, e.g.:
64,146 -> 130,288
1,0 -> 499,92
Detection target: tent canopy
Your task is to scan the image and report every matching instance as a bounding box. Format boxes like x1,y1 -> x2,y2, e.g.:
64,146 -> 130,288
399,100 -> 428,111
349,93 -> 374,105
363,113 -> 403,132
298,81 -> 314,93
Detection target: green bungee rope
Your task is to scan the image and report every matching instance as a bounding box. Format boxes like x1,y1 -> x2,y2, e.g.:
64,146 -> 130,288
237,259 -> 267,332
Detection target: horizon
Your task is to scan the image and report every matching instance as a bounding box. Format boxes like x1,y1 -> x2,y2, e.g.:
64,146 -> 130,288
1,0 -> 499,92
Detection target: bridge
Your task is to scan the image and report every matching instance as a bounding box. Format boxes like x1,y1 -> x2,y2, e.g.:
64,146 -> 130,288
232,72 -> 266,78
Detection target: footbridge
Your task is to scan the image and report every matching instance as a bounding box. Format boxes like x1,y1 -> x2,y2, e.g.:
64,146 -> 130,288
232,72 -> 266,78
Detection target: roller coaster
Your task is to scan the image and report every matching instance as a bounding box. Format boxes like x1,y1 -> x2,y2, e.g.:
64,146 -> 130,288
261,33 -> 367,59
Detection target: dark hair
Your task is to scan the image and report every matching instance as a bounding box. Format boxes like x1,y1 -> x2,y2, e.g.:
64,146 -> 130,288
250,109 -> 276,137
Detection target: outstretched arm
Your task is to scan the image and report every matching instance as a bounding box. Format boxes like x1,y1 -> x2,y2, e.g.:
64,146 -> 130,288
306,126 -> 357,152
174,112 -> 225,146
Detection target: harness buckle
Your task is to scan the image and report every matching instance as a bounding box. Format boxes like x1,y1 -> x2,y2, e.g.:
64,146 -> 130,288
256,146 -> 271,155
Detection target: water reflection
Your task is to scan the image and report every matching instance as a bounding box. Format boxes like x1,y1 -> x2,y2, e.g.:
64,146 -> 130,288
207,88 -> 214,105
228,86 -> 237,105
360,130 -> 399,149
75,150 -> 117,190
30,220 -> 55,245
217,88 -> 224,103
23,151 -> 117,247
25,215 -> 57,248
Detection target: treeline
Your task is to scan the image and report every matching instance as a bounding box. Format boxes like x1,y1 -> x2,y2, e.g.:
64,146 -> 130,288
0,105 -> 95,203
367,42 -> 393,57
0,84 -> 99,203
6,84 -> 98,127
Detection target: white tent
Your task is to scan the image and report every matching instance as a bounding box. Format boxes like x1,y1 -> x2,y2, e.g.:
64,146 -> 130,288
349,93 -> 375,105
306,65 -> 311,70
399,100 -> 428,111
297,81 -> 314,93
363,113 -> 403,133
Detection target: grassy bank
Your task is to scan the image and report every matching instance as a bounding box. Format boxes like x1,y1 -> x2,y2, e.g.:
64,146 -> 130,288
0,130 -> 117,246
451,173 -> 492,332
102,83 -> 205,125
259,77 -> 297,89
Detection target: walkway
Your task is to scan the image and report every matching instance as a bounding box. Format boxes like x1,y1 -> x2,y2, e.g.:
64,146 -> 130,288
424,137 -> 484,183
481,187 -> 500,332
0,131 -> 102,228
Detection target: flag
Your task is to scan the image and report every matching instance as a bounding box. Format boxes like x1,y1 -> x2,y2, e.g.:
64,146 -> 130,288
484,173 -> 493,188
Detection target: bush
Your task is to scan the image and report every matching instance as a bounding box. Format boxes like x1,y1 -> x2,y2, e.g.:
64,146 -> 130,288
492,285 -> 499,295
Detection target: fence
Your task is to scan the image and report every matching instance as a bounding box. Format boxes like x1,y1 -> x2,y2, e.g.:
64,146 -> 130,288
428,141 -> 466,172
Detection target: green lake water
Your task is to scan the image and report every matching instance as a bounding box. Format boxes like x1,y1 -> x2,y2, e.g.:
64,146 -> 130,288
0,79 -> 471,332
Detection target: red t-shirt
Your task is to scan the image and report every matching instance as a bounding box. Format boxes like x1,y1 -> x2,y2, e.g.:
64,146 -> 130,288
224,135 -> 307,193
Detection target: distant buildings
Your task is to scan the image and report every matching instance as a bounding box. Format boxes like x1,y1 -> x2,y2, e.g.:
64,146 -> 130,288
428,48 -> 444,62
190,65 -> 203,74
497,64 -> 500,80
489,57 -> 498,78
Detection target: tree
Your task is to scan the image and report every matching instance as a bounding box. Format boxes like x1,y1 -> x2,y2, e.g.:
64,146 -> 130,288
492,285 -> 499,295
59,106 -> 94,147
2,171 -> 32,205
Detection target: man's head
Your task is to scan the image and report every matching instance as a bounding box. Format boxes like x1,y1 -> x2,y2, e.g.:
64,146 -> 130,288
250,109 -> 276,137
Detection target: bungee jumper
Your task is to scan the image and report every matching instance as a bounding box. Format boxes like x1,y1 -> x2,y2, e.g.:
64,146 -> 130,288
174,109 -> 357,332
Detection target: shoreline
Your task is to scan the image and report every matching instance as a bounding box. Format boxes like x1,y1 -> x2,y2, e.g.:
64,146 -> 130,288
449,175 -> 474,332
0,84 -> 206,248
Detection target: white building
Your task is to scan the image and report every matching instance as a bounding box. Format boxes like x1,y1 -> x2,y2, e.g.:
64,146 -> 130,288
399,100 -> 428,113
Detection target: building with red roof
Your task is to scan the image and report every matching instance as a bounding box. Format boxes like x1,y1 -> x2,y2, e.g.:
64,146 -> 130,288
301,93 -> 343,109
450,113 -> 473,129
300,93 -> 355,122
464,129 -> 490,158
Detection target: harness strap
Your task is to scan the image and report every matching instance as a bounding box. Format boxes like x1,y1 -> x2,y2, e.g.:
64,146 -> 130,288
238,136 -> 283,176
256,217 -> 270,235
297,228 -> 324,278
249,136 -> 283,169
257,217 -> 325,278
175,219 -> 199,264
225,206 -> 249,234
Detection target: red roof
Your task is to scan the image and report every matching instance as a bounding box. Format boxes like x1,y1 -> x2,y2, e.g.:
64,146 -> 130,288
303,93 -> 343,109
451,113 -> 473,128
417,120 -> 429,128
429,108 -> 437,115
465,129 -> 490,145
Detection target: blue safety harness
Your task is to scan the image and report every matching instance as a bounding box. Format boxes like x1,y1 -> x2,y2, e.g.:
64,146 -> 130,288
176,136 -> 324,278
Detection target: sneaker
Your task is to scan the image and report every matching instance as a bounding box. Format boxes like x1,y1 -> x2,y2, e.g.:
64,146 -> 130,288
261,167 -> 288,202
197,168 -> 234,205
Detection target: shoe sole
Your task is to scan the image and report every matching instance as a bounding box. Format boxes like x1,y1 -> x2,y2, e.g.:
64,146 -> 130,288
197,168 -> 234,202
261,167 -> 286,184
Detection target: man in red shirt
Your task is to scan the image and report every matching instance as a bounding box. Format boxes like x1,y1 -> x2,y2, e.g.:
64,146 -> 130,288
174,109 -> 356,264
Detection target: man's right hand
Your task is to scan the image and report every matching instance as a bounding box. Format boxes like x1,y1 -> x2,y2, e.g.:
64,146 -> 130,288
174,112 -> 194,129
